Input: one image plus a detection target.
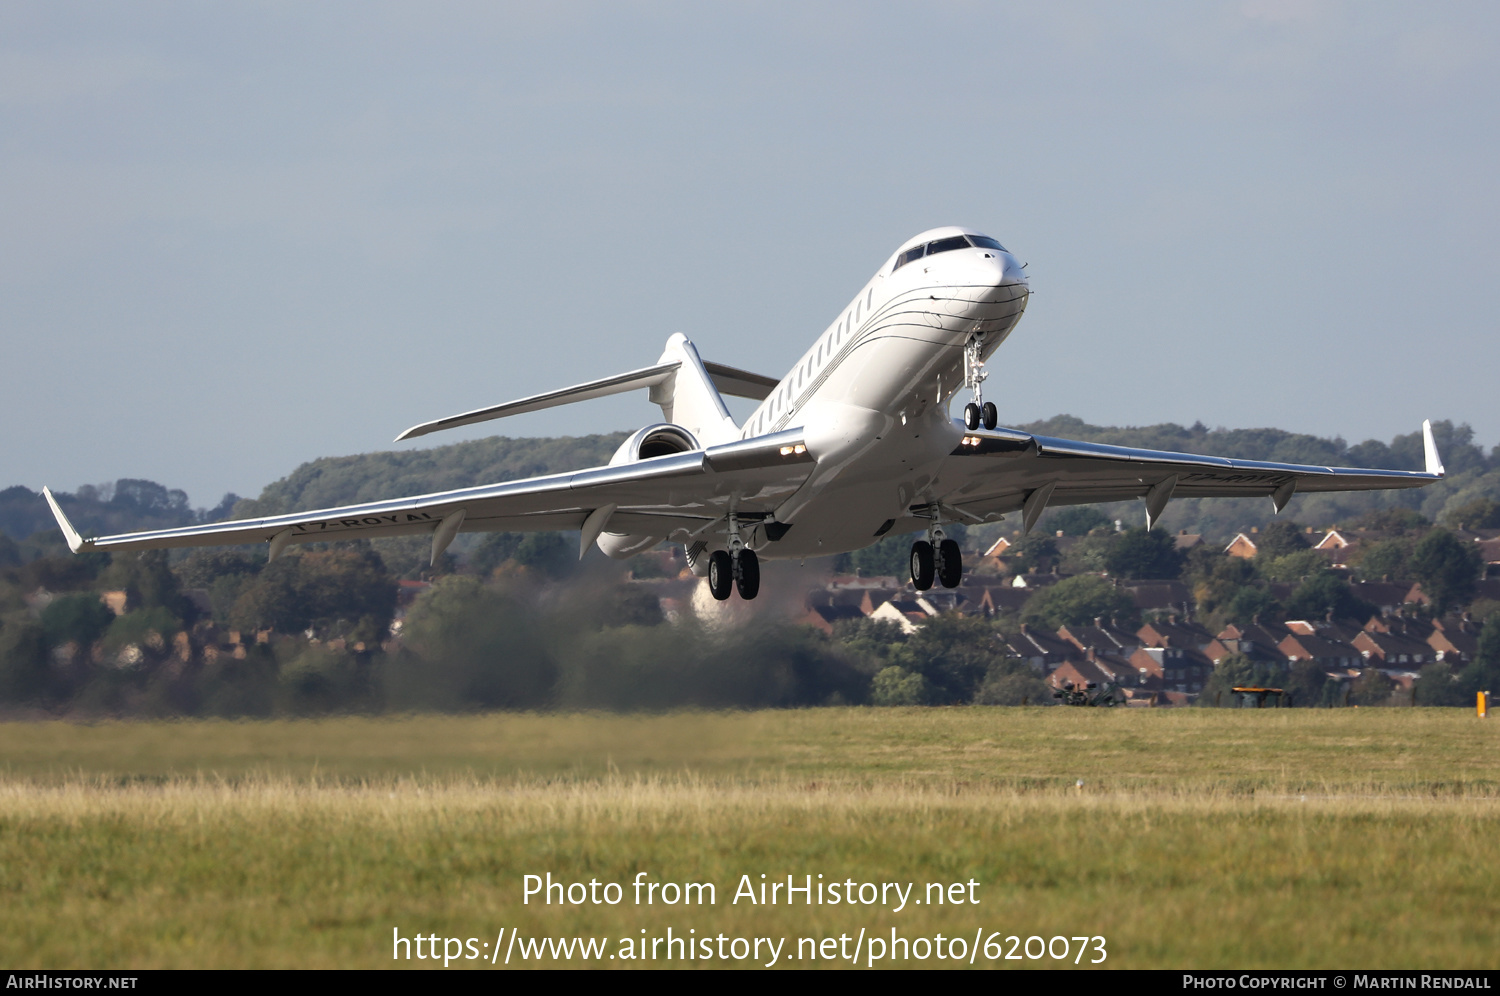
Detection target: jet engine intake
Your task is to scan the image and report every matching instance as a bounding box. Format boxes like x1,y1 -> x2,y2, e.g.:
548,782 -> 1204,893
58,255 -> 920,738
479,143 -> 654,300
597,423 -> 703,558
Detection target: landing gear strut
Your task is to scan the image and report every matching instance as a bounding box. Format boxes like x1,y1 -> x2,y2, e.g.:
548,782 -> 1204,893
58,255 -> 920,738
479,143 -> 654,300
910,508 -> 963,591
707,508 -> 760,601
962,334 -> 997,431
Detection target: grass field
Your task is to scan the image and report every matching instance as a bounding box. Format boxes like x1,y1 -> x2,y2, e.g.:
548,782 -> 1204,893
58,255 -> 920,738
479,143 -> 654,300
2,707 -> 1498,969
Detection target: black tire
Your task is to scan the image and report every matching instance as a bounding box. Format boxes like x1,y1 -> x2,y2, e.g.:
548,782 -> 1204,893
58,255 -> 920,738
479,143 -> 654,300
708,550 -> 733,601
963,403 -> 980,430
910,540 -> 935,591
981,401 -> 998,430
735,548 -> 760,600
937,538 -> 962,588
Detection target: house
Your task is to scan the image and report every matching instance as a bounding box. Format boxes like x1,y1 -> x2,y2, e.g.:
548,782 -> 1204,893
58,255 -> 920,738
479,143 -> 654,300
1123,580 -> 1193,613
869,599 -> 931,634
1003,625 -> 1083,672
1427,615 -> 1483,664
800,603 -> 867,635
1347,580 -> 1418,614
1278,631 -> 1361,668
1047,649 -> 1136,691
1130,645 -> 1213,695
1010,571 -> 1069,589
1173,530 -> 1203,552
1059,618 -> 1141,657
1138,616 -> 1215,652
1225,530 -> 1260,559
1351,629 -> 1434,669
974,586 -> 1035,618
1206,620 -> 1293,666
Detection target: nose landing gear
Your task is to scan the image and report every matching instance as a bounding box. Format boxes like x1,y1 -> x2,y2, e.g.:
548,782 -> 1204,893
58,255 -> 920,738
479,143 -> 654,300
962,334 -> 997,430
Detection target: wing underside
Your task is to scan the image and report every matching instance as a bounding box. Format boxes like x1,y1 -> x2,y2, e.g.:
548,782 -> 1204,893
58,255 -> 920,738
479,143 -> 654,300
45,429 -> 816,556
935,423 -> 1442,528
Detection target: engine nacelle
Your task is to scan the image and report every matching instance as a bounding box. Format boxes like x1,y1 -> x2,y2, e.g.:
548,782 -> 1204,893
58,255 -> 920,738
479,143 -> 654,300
597,423 -> 701,559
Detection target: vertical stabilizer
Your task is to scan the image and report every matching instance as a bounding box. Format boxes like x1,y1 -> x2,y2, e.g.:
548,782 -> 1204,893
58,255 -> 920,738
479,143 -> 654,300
650,334 -> 740,446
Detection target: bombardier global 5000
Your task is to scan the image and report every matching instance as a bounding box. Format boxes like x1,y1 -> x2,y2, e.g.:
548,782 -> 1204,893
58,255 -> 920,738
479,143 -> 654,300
44,226 -> 1445,600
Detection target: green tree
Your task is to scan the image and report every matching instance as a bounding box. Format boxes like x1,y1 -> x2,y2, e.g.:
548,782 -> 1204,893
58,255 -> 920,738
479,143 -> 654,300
1284,660 -> 1329,708
1442,497 -> 1500,530
871,666 -> 930,705
1350,668 -> 1396,706
1352,538 -> 1414,581
512,532 -> 577,580
1256,521 -> 1311,560
889,614 -> 1006,703
1224,587 -> 1282,626
1259,549 -> 1329,583
833,617 -> 907,663
391,576 -> 555,710
1408,529 -> 1482,614
1048,506 -> 1111,536
973,664 -> 1052,705
1009,533 -> 1059,574
1414,662 -> 1473,707
230,548 -> 395,638
101,549 -> 190,618
0,615 -> 49,705
1199,653 -> 1288,707
833,534 -> 915,578
1021,576 -> 1137,630
1283,573 -> 1378,623
1352,508 -> 1430,535
470,532 -> 523,577
1104,528 -> 1184,580
40,593 -> 114,648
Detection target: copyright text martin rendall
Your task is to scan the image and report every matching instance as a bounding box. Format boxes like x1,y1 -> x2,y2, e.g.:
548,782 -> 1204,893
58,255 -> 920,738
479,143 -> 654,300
1182,975 -> 1495,989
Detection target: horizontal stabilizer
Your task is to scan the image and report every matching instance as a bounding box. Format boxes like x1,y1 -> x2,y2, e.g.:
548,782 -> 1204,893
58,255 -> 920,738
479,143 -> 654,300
396,362 -> 680,441
703,361 -> 778,401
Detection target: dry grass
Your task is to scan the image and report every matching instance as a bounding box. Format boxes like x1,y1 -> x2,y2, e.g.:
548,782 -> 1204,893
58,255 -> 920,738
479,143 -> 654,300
2,708 -> 1498,968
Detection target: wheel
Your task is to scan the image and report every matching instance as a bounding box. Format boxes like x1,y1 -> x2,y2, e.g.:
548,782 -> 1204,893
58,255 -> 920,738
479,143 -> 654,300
937,538 -> 962,588
981,401 -> 997,430
734,548 -> 760,600
910,540 -> 935,591
963,403 -> 980,430
708,550 -> 733,601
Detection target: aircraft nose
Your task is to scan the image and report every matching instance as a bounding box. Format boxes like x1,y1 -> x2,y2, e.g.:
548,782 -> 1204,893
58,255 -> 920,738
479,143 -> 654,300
997,251 -> 1027,288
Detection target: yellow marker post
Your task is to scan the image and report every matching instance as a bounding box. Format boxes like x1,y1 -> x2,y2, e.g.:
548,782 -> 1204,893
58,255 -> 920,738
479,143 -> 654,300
1479,691 -> 1490,718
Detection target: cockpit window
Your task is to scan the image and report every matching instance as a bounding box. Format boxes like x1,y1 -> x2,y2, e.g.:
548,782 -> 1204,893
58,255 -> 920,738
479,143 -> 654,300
894,244 -> 926,270
891,233 -> 1010,272
925,235 -> 971,256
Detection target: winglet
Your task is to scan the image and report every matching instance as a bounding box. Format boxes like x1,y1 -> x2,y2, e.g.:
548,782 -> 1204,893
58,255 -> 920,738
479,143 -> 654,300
41,486 -> 91,553
1422,419 -> 1445,477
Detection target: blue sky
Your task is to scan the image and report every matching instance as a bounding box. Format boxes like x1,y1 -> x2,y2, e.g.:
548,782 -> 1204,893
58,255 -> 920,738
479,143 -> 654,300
5,1 -> 1497,507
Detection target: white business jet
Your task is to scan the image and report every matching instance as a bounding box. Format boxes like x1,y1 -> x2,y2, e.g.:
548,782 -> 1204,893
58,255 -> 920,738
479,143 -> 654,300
43,226 -> 1445,600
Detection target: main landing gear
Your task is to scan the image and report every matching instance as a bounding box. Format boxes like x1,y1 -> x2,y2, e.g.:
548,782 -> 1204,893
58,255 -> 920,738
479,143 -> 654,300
961,333 -> 997,430
707,509 -> 760,601
910,509 -> 962,591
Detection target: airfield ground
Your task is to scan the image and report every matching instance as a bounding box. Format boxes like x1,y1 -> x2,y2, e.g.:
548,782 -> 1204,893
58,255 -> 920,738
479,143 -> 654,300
1,708 -> 1496,969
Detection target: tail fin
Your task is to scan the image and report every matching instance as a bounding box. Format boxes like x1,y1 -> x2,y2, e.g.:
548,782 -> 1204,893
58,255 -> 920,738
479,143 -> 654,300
650,334 -> 740,446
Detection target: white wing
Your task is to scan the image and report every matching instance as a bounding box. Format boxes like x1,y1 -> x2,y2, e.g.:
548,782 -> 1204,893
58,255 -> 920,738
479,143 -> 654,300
43,429 -> 815,559
933,420 -> 1443,531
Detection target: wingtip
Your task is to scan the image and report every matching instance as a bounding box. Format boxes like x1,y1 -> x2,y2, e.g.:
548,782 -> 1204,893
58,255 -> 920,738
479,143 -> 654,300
41,486 -> 90,554
1422,419 -> 1445,478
